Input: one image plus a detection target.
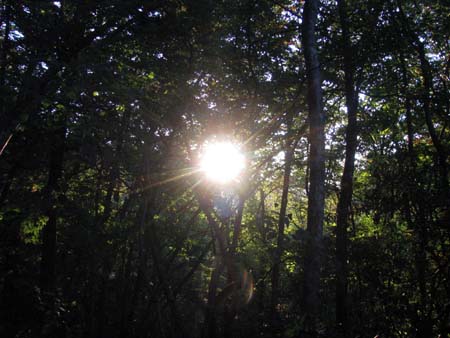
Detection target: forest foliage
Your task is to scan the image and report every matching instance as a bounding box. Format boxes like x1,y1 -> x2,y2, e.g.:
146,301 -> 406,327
0,0 -> 449,337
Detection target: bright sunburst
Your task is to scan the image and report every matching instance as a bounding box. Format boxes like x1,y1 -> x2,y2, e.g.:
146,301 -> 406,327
200,141 -> 245,183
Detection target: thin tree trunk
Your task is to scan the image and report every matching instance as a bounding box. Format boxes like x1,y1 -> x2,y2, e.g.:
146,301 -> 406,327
396,7 -> 446,335
400,52 -> 432,338
271,114 -> 295,328
302,0 -> 325,336
0,0 -> 11,92
397,0 -> 449,203
257,189 -> 266,237
416,46 -> 449,202
40,126 -> 66,337
401,58 -> 414,157
335,1 -> 358,336
197,196 -> 225,338
148,215 -> 185,338
224,197 -> 245,338
0,165 -> 15,207
0,1 -> 11,91
40,127 -> 65,293
118,241 -> 135,338
120,199 -> 149,338
230,197 -> 245,258
203,259 -> 223,338
199,197 -> 231,338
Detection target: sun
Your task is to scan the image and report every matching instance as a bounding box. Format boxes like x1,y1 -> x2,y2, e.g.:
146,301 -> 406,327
200,141 -> 245,183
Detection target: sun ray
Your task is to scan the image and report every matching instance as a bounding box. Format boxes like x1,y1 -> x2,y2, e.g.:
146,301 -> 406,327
144,168 -> 202,189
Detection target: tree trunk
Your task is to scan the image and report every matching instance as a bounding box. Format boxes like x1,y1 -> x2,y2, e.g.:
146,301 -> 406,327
0,0 -> 11,92
416,45 -> 449,203
302,0 -> 325,336
203,258 -> 223,338
400,57 -> 414,157
397,0 -> 449,203
40,127 -> 65,293
144,166 -> 185,338
400,46 -> 432,338
230,197 -> 245,258
271,114 -> 295,329
224,197 -> 245,338
40,126 -> 66,337
335,1 -> 359,336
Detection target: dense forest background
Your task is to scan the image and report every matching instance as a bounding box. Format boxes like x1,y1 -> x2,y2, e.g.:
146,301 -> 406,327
0,0 -> 449,337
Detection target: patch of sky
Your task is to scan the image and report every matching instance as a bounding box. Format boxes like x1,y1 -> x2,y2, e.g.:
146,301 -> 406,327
274,151 -> 285,164
9,30 -> 24,40
148,11 -> 162,18
40,62 -> 48,70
